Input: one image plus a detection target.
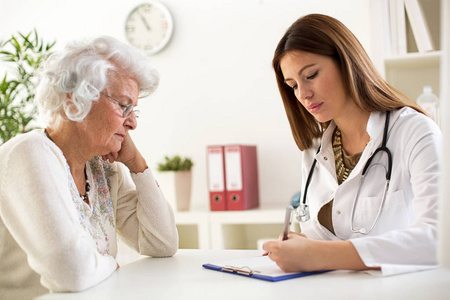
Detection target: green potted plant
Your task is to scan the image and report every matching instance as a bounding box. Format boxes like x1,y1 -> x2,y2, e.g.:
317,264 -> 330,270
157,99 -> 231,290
0,29 -> 55,145
157,155 -> 194,211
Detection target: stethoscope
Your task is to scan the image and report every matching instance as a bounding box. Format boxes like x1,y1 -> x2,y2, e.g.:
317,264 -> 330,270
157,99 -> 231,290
295,111 -> 392,235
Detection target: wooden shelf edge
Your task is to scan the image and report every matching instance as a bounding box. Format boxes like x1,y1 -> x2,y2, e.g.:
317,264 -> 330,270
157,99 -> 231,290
385,51 -> 442,68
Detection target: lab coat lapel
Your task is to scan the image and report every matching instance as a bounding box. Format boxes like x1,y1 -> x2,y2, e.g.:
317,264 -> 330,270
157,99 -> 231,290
316,122 -> 338,181
313,123 -> 339,211
340,111 -> 387,183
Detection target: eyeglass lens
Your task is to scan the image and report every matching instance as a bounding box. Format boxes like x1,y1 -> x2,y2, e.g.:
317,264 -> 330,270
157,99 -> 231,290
123,107 -> 140,118
100,92 -> 139,118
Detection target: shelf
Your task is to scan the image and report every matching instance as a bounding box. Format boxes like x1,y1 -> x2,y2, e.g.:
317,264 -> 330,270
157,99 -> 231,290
384,51 -> 441,102
384,51 -> 442,68
174,204 -> 299,250
208,205 -> 289,249
175,204 -> 288,224
377,0 -> 442,106
209,204 -> 287,224
175,211 -> 210,249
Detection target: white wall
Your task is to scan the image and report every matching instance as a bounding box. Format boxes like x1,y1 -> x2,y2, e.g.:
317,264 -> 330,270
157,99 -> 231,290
0,0 -> 372,210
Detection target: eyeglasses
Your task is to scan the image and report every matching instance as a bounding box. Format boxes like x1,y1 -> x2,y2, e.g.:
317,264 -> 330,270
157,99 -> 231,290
100,91 -> 140,118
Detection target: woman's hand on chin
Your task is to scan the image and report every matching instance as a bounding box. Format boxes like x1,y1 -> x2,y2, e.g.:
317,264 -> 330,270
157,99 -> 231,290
102,134 -> 148,173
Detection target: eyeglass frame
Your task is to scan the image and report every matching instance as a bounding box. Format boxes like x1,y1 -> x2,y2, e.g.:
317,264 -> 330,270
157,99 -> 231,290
99,91 -> 140,118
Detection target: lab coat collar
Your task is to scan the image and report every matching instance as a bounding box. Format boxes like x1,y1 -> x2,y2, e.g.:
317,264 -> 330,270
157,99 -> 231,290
316,110 -> 400,185
367,110 -> 389,144
367,109 -> 404,148
319,110 -> 388,152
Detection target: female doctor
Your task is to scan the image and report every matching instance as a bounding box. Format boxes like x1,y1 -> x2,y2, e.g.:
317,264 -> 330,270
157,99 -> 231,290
262,14 -> 442,275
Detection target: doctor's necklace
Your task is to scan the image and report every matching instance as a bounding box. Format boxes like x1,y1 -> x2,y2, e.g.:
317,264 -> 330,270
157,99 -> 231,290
333,127 -> 362,184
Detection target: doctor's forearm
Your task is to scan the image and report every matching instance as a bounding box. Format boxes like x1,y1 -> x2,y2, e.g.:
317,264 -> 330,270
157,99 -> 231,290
314,240 -> 380,271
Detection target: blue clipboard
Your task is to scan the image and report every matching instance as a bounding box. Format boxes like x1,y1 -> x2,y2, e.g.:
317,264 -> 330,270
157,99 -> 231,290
202,256 -> 328,282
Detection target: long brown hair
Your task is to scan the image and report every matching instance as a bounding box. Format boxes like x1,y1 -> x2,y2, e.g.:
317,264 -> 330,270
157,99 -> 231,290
273,14 -> 424,150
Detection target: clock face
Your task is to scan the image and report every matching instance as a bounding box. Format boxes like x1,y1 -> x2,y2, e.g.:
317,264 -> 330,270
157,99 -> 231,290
125,2 -> 173,54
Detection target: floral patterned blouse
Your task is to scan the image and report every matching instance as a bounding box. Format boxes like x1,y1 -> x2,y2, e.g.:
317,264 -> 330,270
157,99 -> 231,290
67,157 -> 116,256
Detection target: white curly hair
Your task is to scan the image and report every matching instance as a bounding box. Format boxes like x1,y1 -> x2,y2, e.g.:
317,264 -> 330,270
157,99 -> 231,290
35,36 -> 159,128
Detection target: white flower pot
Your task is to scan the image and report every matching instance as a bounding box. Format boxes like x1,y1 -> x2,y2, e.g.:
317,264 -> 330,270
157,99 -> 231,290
157,171 -> 192,211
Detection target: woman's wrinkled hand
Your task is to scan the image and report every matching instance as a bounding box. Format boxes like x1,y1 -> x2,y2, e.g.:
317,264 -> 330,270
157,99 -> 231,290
102,134 -> 147,173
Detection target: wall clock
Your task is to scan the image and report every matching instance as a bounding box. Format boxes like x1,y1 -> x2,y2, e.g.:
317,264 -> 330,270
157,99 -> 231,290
125,1 -> 174,54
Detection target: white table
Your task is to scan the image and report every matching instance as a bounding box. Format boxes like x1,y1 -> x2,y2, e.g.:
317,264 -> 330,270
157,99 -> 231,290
36,249 -> 450,300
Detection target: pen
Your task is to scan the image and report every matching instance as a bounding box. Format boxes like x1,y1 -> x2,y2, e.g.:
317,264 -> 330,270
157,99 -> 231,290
282,205 -> 294,241
262,205 -> 294,256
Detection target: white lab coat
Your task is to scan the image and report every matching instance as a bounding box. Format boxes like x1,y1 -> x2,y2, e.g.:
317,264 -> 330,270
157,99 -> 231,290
300,107 -> 442,276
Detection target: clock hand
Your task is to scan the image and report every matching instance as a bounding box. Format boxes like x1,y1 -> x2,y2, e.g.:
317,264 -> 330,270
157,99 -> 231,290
138,12 -> 151,31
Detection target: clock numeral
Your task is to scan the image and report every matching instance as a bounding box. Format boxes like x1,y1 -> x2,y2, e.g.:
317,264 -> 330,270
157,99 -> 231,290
142,4 -> 152,13
125,25 -> 135,32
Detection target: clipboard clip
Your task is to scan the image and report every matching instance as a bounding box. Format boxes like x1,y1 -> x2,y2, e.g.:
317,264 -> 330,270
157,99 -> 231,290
222,265 -> 260,276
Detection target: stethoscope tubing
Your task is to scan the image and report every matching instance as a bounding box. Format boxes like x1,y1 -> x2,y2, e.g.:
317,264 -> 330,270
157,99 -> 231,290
298,111 -> 392,235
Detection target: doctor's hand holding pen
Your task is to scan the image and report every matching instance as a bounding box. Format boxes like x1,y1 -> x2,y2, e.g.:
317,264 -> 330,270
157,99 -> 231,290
262,205 -> 376,273
262,204 -> 379,273
262,231 -> 377,273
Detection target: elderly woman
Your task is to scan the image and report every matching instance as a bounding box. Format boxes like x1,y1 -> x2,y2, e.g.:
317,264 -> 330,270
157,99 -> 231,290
0,36 -> 178,299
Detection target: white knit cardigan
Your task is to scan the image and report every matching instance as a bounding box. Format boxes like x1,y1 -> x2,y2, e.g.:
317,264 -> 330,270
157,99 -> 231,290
0,130 -> 178,299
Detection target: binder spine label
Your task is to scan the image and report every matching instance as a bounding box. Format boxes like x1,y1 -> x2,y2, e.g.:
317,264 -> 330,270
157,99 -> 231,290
225,146 -> 243,191
208,147 -> 225,191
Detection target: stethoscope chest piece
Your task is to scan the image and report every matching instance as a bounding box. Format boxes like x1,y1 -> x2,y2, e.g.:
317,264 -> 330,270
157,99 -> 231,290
296,204 -> 310,222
